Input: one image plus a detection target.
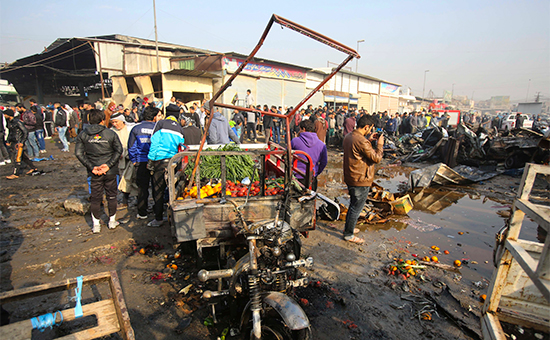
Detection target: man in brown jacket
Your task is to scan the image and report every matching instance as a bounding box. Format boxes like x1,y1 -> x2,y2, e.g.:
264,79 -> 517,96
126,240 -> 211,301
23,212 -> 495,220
342,115 -> 384,243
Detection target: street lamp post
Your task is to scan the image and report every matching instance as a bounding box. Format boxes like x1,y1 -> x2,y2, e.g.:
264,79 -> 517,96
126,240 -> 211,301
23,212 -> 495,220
356,40 -> 364,72
451,83 -> 455,103
422,70 -> 429,102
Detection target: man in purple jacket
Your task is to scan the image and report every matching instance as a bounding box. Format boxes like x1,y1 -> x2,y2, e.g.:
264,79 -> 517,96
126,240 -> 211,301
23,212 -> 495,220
291,119 -> 327,191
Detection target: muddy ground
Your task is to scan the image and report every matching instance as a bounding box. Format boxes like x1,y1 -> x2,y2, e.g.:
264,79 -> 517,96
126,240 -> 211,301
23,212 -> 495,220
0,138 -> 548,340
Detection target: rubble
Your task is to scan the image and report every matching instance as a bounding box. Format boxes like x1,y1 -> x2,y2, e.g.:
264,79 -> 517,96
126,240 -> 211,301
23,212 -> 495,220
63,197 -> 90,215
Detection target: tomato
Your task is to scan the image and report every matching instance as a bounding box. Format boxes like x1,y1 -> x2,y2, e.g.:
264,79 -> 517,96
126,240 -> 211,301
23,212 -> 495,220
237,192 -> 244,197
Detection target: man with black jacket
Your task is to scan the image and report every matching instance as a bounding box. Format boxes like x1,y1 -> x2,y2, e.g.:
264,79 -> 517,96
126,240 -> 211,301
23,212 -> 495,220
75,109 -> 123,233
4,109 -> 37,179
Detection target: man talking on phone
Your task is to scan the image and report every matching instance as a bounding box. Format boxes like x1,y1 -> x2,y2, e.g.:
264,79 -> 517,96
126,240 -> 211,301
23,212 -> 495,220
342,115 -> 384,244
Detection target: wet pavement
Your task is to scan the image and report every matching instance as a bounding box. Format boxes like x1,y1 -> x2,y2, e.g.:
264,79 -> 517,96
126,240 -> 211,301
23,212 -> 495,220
317,159 -> 539,283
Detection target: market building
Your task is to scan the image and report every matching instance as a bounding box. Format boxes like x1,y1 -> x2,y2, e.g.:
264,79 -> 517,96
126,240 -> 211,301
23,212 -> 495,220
0,35 -> 218,107
2,34 -> 407,116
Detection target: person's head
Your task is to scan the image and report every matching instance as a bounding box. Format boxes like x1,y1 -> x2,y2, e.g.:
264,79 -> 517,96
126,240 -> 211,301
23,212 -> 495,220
263,105 -> 269,111
299,119 -> 315,133
189,105 -> 195,113
16,103 -> 26,112
3,109 -> 15,120
83,102 -> 91,110
123,108 -> 131,115
110,113 -> 126,130
89,109 -> 106,125
170,96 -> 176,103
356,115 -> 377,135
54,102 -> 61,108
247,89 -> 251,94
30,106 -> 38,113
29,99 -> 37,105
271,105 -> 277,112
142,106 -> 160,121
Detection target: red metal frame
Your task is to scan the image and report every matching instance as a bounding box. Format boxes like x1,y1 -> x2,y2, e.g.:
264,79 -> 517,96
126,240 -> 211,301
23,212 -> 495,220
189,14 -> 359,189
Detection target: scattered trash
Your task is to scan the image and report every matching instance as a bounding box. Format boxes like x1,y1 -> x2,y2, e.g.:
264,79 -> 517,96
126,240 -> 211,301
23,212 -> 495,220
44,263 -> 55,275
179,284 -> 193,295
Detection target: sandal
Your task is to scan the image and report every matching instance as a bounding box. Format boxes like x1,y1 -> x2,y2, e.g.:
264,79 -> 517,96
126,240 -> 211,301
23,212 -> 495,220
26,168 -> 38,175
345,236 -> 365,245
6,174 -> 19,180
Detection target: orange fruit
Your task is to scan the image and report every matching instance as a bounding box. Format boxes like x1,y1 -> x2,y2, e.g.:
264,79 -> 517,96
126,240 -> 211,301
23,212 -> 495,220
454,260 -> 462,267
444,250 -> 450,255
139,248 -> 146,255
171,264 -> 178,270
431,256 -> 439,263
434,247 -> 440,251
405,260 -> 412,265
423,256 -> 430,262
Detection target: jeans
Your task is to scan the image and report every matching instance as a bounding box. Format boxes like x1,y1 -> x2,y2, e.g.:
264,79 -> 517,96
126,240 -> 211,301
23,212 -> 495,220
343,186 -> 371,239
57,126 -> 69,151
151,160 -> 169,221
26,132 -> 39,158
136,162 -> 153,217
272,125 -> 281,144
35,129 -> 46,151
246,122 -> 257,141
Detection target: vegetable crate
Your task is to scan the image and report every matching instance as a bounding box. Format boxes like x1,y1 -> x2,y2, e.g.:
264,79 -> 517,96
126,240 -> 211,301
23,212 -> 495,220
166,145 -> 317,257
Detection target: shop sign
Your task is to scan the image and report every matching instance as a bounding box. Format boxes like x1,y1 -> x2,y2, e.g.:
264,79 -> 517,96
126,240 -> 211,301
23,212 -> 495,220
223,57 -> 305,81
380,82 -> 399,96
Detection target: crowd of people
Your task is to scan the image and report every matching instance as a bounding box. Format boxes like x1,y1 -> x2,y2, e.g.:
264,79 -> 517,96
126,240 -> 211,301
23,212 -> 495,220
6,91 -> 533,240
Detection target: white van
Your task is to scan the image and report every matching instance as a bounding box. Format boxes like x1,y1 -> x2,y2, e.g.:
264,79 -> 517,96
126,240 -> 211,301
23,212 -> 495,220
501,113 -> 533,130
0,79 -> 21,107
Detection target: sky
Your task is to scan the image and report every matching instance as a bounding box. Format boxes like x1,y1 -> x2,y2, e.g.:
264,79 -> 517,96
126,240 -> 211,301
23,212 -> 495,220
1,0 -> 549,102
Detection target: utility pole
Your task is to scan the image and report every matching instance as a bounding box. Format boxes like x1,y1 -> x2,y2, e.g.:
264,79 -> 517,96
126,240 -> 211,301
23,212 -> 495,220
451,83 -> 455,102
356,40 -> 364,73
153,0 -> 160,72
526,79 -> 531,102
422,70 -> 429,102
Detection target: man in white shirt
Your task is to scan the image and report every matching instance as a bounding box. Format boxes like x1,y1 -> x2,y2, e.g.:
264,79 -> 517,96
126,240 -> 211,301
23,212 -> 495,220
245,89 -> 254,108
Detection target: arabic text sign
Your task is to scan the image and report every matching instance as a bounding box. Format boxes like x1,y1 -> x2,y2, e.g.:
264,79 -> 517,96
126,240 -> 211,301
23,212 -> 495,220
223,57 -> 306,81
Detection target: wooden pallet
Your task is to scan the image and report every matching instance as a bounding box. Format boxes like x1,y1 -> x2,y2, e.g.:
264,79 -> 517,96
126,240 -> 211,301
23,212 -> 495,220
481,163 -> 550,339
0,271 -> 134,340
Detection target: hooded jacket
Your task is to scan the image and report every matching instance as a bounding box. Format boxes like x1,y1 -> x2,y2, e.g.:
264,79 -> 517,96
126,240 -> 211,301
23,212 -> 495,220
148,116 -> 185,161
75,124 -> 123,177
291,131 -> 327,179
207,112 -> 239,145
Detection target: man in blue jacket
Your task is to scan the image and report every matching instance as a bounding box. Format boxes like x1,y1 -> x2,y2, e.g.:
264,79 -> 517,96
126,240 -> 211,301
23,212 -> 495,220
291,119 -> 327,191
128,106 -> 160,220
147,109 -> 185,227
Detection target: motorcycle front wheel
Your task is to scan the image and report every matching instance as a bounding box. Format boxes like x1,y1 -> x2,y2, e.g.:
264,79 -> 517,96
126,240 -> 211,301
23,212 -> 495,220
247,314 -> 311,340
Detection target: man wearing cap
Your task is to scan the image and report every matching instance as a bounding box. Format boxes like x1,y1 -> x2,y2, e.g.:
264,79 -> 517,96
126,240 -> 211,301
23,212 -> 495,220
128,106 -> 161,220
110,112 -> 132,209
4,109 -> 37,179
146,108 -> 186,227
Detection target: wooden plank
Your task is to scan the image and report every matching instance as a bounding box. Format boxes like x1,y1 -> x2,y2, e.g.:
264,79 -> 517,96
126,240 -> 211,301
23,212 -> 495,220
507,203 -> 526,241
481,313 -> 506,340
484,250 -> 514,313
515,199 -> 550,232
506,239 -> 550,302
0,300 -> 119,340
535,240 -> 550,282
499,296 -> 550,324
107,271 -> 135,340
517,239 -> 544,253
497,305 -> 550,333
0,272 -> 112,304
